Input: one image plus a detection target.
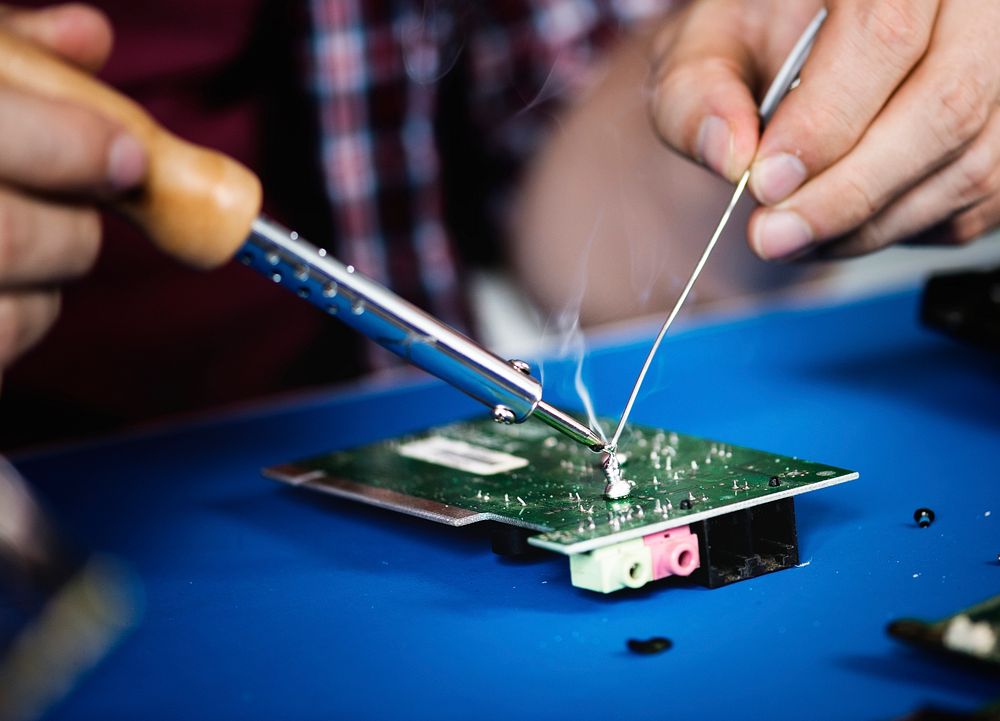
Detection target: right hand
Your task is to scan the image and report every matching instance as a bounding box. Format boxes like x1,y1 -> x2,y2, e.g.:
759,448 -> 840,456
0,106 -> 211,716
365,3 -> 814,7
0,3 -> 146,385
649,0 -> 1000,260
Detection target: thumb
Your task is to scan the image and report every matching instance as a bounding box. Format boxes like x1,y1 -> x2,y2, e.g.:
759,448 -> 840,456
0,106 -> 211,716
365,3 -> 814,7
650,1 -> 761,182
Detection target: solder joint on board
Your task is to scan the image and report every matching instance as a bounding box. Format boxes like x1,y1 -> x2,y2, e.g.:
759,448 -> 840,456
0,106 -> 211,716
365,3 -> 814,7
602,450 -> 633,500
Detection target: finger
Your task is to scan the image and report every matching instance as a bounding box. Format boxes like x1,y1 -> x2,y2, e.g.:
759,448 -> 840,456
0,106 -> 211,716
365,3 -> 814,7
750,0 -> 937,206
825,110 -> 1000,257
0,86 -> 146,194
821,194 -> 1000,258
649,1 -> 763,182
0,3 -> 113,71
750,2 -> 1000,259
945,192 -> 1000,246
0,187 -> 101,286
0,289 -> 61,366
907,187 -> 1000,248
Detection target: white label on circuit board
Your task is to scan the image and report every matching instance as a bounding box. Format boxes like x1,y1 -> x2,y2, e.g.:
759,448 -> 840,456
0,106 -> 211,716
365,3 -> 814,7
398,437 -> 528,475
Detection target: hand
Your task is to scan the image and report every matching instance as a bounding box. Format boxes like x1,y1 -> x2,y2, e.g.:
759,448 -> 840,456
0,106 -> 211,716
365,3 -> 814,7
0,3 -> 146,382
650,0 -> 1000,260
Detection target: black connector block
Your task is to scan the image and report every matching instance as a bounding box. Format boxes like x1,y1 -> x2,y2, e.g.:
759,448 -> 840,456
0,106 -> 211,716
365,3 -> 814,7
689,498 -> 800,588
488,523 -> 537,558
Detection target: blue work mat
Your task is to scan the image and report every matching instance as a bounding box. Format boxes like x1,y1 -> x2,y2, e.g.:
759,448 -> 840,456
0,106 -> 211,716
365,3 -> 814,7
12,288 -> 1000,721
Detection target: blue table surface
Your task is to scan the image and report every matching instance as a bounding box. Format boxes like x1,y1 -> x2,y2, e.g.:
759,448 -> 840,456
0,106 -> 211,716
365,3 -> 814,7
10,288 -> 1000,721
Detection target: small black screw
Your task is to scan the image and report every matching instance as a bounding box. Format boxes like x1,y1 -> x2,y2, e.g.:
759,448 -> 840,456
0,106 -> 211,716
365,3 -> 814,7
769,476 -> 781,487
626,637 -> 673,655
679,499 -> 692,510
913,508 -> 935,528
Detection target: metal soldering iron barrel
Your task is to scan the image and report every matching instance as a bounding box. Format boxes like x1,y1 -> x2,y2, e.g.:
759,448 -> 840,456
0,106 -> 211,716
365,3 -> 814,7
243,217 -> 543,420
242,218 -> 606,451
532,400 -> 605,451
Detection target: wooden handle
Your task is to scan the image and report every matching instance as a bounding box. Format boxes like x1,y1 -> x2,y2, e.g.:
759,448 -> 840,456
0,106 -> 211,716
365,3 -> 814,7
0,29 -> 262,269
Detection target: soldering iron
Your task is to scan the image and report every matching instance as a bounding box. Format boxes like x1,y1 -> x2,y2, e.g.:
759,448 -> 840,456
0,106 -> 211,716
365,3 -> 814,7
0,29 -> 605,452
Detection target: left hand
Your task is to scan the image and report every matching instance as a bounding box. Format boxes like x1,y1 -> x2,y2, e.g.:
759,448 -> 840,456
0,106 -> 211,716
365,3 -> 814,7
649,0 -> 1000,259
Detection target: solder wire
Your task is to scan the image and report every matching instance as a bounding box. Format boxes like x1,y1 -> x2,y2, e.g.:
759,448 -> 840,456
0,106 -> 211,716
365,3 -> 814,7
608,170 -> 750,451
606,8 -> 827,452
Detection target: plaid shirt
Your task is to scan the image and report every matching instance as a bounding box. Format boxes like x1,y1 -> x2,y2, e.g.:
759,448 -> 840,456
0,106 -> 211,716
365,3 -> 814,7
307,0 -> 674,332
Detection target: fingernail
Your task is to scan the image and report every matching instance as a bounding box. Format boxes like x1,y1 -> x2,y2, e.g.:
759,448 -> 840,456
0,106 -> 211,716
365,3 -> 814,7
107,132 -> 147,191
751,153 -> 807,205
752,209 -> 813,260
696,115 -> 732,178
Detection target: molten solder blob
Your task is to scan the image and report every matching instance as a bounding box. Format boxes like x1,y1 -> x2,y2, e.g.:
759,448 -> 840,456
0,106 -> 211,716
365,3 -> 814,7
601,450 -> 633,500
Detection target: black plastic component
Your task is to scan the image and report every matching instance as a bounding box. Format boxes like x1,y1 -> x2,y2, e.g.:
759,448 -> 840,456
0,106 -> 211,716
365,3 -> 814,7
689,498 -> 799,589
489,524 -> 536,557
914,507 -> 935,528
768,476 -> 782,487
921,266 -> 1000,353
626,637 -> 672,655
888,618 -> 1000,678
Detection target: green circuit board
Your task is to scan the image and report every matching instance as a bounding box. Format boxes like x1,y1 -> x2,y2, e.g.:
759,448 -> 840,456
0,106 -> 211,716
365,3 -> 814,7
265,419 -> 857,554
889,594 -> 1000,669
